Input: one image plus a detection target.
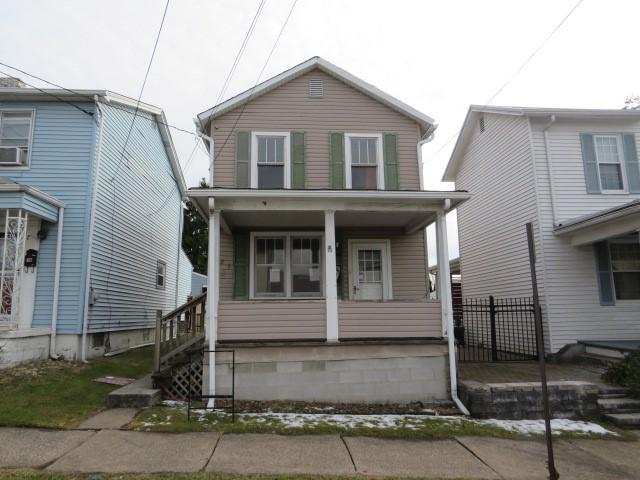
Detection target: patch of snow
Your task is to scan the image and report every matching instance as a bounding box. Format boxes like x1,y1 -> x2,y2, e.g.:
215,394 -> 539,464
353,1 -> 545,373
478,418 -> 615,436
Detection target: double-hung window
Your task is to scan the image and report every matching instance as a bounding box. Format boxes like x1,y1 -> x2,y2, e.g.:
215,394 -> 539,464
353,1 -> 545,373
345,133 -> 383,190
0,110 -> 33,166
251,132 -> 290,189
156,260 -> 166,289
610,240 -> 640,300
251,233 -> 322,298
594,135 -> 626,192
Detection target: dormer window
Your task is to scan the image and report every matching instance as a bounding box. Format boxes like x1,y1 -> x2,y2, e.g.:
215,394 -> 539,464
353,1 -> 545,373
0,110 -> 33,167
251,132 -> 290,189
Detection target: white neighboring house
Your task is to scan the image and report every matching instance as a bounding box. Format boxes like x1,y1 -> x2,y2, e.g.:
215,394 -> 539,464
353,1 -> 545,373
443,106 -> 640,356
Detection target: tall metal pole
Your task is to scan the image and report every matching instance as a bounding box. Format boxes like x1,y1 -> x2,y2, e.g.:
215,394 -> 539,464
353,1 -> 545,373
526,222 -> 559,480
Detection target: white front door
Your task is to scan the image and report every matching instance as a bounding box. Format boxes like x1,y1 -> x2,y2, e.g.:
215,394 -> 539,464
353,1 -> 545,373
350,241 -> 391,301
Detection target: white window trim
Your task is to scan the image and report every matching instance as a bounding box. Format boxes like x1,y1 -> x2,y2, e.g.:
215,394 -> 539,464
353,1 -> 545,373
250,131 -> 291,189
249,231 -> 324,299
347,239 -> 393,301
593,133 -> 628,194
344,133 -> 384,190
156,260 -> 166,290
0,108 -> 36,170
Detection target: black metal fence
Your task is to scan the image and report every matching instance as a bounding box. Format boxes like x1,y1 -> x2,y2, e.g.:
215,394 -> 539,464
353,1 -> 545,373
453,296 -> 539,362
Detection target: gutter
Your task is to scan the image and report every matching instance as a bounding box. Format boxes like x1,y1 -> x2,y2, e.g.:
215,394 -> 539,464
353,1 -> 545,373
49,206 -> 64,359
80,97 -> 105,362
542,115 -> 558,225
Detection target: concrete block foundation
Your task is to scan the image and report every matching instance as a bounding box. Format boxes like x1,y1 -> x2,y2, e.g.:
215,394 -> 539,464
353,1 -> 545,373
211,342 -> 450,403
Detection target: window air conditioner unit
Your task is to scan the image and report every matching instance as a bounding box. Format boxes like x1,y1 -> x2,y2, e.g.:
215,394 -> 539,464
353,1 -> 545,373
0,147 -> 26,166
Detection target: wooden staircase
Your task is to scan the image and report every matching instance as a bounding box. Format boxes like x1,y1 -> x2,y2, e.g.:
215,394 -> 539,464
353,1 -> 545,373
152,292 -> 207,400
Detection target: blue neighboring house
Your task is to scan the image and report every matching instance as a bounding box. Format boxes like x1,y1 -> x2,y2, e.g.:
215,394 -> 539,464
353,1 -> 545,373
0,77 -> 195,367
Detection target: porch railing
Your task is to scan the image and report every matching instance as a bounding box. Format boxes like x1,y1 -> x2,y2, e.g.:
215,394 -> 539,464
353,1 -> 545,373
154,292 -> 207,372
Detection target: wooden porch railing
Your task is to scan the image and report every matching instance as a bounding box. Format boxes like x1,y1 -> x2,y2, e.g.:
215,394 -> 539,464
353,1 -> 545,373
154,292 -> 207,372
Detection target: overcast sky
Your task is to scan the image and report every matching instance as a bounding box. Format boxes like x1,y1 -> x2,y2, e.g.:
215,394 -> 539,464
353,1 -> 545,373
2,0 -> 638,263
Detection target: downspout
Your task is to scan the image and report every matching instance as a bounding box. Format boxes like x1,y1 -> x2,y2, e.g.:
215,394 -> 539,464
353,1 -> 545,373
49,206 -> 64,359
542,115 -> 558,225
418,126 -> 436,292
80,97 -> 105,362
436,202 -> 470,415
175,199 -> 185,308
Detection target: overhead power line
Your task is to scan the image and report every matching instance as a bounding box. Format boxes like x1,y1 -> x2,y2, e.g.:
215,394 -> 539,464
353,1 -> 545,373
429,0 -> 585,162
0,60 -> 200,137
202,0 -> 299,177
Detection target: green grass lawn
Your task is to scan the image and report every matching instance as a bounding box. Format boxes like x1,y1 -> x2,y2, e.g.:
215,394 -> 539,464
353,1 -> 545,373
0,347 -> 152,429
132,405 -> 630,440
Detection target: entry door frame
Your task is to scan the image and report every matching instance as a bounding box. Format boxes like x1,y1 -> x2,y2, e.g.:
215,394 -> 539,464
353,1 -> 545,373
348,239 -> 393,301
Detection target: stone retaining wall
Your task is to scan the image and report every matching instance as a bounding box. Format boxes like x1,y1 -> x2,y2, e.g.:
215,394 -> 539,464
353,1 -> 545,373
458,380 -> 599,419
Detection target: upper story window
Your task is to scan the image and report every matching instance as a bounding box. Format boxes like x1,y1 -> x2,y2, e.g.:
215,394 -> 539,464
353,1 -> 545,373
345,133 -> 384,190
594,135 -> 625,192
251,132 -> 290,189
0,110 -> 33,167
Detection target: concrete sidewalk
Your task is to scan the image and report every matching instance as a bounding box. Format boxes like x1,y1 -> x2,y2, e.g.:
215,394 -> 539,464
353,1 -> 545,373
1,426 -> 639,479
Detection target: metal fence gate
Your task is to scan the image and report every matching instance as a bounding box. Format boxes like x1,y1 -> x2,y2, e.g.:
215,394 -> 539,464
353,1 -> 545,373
453,296 -> 539,362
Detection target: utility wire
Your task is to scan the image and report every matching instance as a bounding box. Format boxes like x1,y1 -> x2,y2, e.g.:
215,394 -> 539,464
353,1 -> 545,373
428,0 -> 584,162
205,0 -> 299,178
0,60 -> 200,137
0,68 -> 95,117
150,0 -> 297,218
106,0 -> 170,329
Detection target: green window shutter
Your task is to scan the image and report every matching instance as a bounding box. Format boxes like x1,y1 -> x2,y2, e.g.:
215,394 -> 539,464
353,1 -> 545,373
236,131 -> 251,188
291,131 -> 306,189
622,133 -> 640,193
233,233 -> 250,299
579,133 -> 600,193
383,133 -> 399,190
329,132 -> 345,189
594,241 -> 615,306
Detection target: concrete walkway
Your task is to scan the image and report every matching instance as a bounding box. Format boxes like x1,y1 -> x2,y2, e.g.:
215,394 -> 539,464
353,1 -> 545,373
1,426 -> 639,478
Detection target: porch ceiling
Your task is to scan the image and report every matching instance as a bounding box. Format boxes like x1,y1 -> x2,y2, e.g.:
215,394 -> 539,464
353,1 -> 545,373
222,210 -> 433,231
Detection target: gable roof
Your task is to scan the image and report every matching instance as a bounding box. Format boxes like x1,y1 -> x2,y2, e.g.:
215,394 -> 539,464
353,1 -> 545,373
0,88 -> 186,196
442,105 -> 640,182
195,56 -> 436,137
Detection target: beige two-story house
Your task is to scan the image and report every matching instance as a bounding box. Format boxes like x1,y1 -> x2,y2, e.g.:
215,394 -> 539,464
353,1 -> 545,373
189,57 -> 469,405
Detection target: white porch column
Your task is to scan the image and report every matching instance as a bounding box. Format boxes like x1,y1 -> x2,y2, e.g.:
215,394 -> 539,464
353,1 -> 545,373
324,210 -> 339,342
206,205 -> 220,402
435,211 -> 453,338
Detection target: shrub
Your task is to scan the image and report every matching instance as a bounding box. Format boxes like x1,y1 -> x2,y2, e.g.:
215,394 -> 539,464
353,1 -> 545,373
602,352 -> 640,393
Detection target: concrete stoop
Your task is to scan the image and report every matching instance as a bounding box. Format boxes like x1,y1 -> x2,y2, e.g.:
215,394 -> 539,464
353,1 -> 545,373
105,375 -> 161,408
597,386 -> 640,429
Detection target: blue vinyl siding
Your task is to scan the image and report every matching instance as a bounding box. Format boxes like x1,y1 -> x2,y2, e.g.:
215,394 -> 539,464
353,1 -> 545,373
0,101 -> 96,333
88,103 -> 183,331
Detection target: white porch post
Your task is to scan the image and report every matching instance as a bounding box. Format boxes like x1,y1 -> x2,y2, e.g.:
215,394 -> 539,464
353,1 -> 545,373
324,210 -> 339,342
435,211 -> 453,337
206,205 -> 220,403
50,207 -> 64,357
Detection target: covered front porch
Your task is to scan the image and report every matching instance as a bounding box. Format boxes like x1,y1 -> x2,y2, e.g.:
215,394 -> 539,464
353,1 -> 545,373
188,189 -> 470,345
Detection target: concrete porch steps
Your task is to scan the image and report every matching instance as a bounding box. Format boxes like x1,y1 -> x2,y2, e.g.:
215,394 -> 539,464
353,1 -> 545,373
105,375 -> 161,409
597,386 -> 640,429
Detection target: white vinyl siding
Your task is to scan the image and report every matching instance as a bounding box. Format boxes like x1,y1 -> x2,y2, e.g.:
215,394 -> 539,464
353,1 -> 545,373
529,116 -> 640,351
455,113 -> 542,299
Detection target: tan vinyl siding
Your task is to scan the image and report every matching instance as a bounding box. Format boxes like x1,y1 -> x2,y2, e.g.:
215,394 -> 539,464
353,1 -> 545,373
455,113 -> 541,299
220,231 -> 233,300
218,300 -> 325,341
338,301 -> 441,339
530,117 -> 640,351
212,69 -> 422,190
339,229 -> 429,300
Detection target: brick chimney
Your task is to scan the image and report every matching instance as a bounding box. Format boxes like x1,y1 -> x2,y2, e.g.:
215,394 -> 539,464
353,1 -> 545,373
0,77 -> 26,88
